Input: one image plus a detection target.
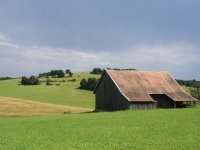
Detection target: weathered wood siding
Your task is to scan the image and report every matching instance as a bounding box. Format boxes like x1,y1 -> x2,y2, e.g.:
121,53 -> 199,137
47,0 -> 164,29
95,72 -> 130,110
129,102 -> 156,110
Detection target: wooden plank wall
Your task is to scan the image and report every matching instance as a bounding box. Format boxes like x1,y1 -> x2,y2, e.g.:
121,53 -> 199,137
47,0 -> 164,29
129,102 -> 155,110
95,72 -> 130,110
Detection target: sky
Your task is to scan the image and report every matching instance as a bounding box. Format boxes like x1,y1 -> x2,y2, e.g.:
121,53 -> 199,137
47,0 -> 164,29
0,0 -> 199,79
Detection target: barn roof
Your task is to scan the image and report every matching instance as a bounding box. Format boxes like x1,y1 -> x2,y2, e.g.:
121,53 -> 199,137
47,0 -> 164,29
94,69 -> 198,102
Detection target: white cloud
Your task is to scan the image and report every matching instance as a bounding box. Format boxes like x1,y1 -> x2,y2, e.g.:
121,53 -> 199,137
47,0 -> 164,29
132,43 -> 200,65
0,34 -> 20,48
0,33 -> 199,78
0,41 -> 19,48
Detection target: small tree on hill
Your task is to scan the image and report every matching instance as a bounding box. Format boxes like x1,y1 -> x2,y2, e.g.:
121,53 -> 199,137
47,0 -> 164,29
21,76 -> 40,85
80,78 -> 99,90
21,76 -> 29,85
57,70 -> 65,78
90,68 -> 104,75
46,79 -> 52,86
65,69 -> 70,74
69,72 -> 73,77
80,78 -> 87,89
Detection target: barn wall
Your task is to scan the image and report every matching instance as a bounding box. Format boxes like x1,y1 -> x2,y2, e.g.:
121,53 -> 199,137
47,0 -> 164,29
129,102 -> 156,110
95,72 -> 130,110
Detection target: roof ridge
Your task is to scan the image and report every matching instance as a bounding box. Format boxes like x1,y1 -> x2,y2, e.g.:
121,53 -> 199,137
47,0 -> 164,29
106,69 -> 169,73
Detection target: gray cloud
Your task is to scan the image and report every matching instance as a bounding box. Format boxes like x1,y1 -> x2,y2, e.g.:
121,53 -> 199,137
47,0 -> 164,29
0,33 -> 199,79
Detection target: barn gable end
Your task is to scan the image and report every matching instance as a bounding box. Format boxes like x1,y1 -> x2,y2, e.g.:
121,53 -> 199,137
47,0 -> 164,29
95,71 -> 130,110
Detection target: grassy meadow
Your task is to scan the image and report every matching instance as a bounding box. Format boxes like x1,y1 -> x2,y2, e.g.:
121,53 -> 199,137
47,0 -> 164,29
0,72 -> 200,149
0,108 -> 200,149
0,72 -> 100,108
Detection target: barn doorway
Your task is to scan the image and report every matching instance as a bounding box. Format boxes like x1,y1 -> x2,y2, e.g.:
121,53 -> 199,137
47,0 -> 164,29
149,94 -> 174,108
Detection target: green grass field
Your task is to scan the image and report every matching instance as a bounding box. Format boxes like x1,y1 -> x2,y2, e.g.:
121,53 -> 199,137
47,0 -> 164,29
0,108 -> 200,149
0,72 -> 200,149
0,72 -> 100,108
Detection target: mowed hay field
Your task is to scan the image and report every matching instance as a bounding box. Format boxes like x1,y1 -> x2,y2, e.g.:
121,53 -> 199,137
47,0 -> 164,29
0,72 -> 100,108
0,96 -> 92,116
0,108 -> 200,149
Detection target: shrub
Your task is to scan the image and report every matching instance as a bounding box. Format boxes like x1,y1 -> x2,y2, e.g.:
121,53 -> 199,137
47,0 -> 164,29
46,79 -> 53,86
65,69 -> 70,74
176,79 -> 200,88
190,88 -> 200,100
80,78 -> 99,91
21,76 -> 40,85
69,72 -> 73,77
0,77 -> 12,80
80,78 -> 87,89
68,79 -> 76,82
57,70 -> 65,78
90,68 -> 104,75
71,79 -> 76,82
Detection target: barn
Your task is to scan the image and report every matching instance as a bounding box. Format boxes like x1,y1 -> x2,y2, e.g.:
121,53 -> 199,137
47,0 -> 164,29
94,69 -> 198,110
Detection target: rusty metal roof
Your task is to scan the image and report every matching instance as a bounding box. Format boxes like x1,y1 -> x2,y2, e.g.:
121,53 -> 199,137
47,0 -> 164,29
105,69 -> 197,102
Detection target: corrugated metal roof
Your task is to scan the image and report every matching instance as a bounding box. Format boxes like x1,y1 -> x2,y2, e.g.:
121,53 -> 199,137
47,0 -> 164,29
106,69 -> 197,102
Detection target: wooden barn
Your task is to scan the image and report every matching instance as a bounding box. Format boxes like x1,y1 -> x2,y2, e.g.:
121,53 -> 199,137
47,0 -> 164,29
94,69 -> 198,110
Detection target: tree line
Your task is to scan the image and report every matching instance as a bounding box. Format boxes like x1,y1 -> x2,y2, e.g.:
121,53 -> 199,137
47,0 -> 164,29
90,68 -> 137,75
39,69 -> 73,78
0,77 -> 13,80
176,79 -> 200,88
21,69 -> 73,85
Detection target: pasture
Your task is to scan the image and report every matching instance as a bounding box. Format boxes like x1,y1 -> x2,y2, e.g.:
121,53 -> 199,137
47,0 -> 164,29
0,108 -> 200,149
0,72 -> 199,149
0,72 -> 100,108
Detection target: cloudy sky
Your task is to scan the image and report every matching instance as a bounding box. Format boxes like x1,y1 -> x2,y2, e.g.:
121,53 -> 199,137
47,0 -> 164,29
0,0 -> 199,79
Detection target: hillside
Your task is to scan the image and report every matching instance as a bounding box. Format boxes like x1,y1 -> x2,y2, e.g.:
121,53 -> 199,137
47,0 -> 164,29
0,72 -> 100,108
0,96 -> 92,116
0,72 -> 199,110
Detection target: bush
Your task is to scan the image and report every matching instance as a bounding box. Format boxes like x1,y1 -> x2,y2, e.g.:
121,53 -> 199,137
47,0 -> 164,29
71,79 -> 76,82
46,79 -> 53,86
65,69 -> 70,74
80,78 -> 87,89
38,72 -> 50,78
176,79 -> 200,88
90,68 -> 104,75
190,88 -> 200,100
69,72 -> 73,77
80,78 -> 99,90
57,70 -> 65,78
68,79 -> 76,82
0,77 -> 12,80
21,76 -> 40,85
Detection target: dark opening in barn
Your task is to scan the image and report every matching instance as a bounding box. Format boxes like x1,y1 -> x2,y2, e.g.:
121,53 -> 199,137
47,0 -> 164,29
149,94 -> 174,108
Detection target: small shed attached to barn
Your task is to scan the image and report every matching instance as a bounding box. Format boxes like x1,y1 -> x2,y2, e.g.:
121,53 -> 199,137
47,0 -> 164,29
94,69 -> 198,110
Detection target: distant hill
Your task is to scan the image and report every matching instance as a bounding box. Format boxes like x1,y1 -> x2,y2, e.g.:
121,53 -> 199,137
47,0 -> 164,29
0,72 -> 100,109
0,96 -> 92,116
